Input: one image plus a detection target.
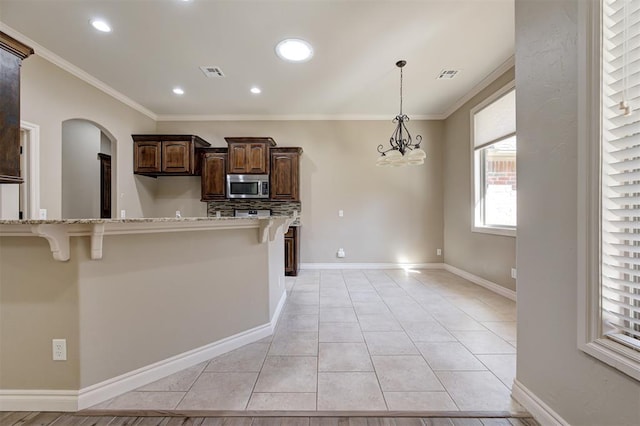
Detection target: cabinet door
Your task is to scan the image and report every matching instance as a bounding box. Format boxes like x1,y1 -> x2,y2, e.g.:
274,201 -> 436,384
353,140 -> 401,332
284,227 -> 299,276
270,151 -> 299,201
228,144 -> 248,173
227,142 -> 269,174
162,141 -> 190,173
247,144 -> 268,174
284,237 -> 295,275
134,141 -> 161,174
0,33 -> 32,184
201,152 -> 227,200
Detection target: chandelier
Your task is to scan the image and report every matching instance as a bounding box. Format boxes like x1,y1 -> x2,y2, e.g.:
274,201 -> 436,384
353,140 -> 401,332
376,60 -> 426,166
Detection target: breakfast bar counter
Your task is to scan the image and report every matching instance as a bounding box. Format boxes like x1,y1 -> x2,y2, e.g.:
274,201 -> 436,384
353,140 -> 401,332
0,216 -> 292,410
0,216 -> 295,261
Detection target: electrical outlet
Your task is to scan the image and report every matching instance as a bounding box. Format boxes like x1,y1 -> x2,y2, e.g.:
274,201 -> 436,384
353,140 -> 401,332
120,210 -> 126,219
175,210 -> 181,218
511,268 -> 517,279
338,210 -> 344,217
437,248 -> 442,256
39,209 -> 47,220
52,339 -> 67,361
337,248 -> 345,258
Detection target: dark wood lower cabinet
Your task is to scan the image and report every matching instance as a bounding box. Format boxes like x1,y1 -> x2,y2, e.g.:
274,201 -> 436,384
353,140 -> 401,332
284,226 -> 299,276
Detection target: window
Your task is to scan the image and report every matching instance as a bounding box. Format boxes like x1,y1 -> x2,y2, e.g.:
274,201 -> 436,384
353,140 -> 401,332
471,82 -> 516,236
578,0 -> 640,381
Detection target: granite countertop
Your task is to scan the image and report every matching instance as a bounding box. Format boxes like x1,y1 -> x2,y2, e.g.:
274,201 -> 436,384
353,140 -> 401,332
0,216 -> 295,225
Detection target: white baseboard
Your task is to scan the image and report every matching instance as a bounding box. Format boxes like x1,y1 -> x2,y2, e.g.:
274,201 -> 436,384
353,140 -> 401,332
300,262 -> 445,270
77,322 -> 273,410
1,295 -> 287,412
0,390 -> 78,412
512,379 -> 569,426
270,290 -> 287,330
444,264 -> 516,301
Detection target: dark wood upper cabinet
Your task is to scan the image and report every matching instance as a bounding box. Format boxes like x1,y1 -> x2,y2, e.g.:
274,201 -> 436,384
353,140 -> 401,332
225,137 -> 276,174
0,32 -> 33,184
132,135 -> 210,176
200,149 -> 227,201
162,141 -> 190,173
133,141 -> 161,174
270,147 -> 302,201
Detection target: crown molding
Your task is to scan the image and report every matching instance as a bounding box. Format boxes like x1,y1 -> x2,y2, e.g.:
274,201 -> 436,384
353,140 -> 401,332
442,55 -> 515,119
156,113 -> 446,122
0,23 -> 158,121
1,21 -> 510,123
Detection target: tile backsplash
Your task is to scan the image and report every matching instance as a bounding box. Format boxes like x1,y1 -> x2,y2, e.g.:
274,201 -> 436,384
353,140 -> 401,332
207,200 -> 301,225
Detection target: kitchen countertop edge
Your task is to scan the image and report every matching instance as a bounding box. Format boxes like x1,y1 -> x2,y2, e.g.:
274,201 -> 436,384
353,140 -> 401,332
0,216 -> 294,225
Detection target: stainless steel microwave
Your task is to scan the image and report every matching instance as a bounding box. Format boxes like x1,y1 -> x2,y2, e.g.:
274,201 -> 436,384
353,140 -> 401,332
226,174 -> 269,199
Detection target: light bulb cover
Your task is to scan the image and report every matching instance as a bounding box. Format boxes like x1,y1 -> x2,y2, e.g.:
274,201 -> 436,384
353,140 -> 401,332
275,39 -> 314,62
90,19 -> 111,32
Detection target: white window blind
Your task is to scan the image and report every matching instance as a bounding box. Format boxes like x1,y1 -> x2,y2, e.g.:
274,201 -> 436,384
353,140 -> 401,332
601,0 -> 640,350
474,90 -> 516,148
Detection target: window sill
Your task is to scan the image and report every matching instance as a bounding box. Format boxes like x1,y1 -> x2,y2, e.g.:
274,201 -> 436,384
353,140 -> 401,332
472,225 -> 516,237
580,339 -> 640,382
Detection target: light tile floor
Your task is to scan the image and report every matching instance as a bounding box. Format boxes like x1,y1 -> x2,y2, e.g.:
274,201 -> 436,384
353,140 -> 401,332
93,269 -> 523,413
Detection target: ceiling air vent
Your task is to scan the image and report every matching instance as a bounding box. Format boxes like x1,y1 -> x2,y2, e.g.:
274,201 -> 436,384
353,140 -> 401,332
200,66 -> 225,78
437,69 -> 459,79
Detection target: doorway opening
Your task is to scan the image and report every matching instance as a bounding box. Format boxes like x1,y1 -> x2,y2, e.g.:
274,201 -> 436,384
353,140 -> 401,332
61,119 -> 116,219
0,121 -> 40,220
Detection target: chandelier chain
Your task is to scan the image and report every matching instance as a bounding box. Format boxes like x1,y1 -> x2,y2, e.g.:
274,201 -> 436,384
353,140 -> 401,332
400,66 -> 403,116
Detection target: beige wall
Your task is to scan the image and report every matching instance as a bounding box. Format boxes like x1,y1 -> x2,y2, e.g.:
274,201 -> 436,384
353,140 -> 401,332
61,120 -> 101,219
156,120 -> 445,264
515,1 -> 640,424
443,68 -> 517,291
77,229 -> 269,387
20,55 -> 158,219
0,237 -> 81,389
0,228 -> 275,390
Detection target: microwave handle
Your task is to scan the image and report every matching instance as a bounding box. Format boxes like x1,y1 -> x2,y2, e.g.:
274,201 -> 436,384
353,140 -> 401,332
263,181 -> 269,195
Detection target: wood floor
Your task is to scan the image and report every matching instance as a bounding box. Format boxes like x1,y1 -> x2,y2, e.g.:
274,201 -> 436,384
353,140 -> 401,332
1,412 -> 539,426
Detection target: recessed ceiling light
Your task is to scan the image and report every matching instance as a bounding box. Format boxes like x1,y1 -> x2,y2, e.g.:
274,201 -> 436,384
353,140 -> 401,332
172,87 -> 185,95
250,87 -> 262,94
275,38 -> 313,62
90,19 -> 111,33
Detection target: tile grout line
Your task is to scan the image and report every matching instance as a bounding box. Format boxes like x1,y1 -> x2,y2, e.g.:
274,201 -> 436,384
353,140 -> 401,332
380,269 -> 455,411
245,281 -> 284,411
357,270 -> 391,411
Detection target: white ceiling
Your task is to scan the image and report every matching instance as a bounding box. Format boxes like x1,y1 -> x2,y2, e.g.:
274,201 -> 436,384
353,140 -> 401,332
0,0 -> 514,119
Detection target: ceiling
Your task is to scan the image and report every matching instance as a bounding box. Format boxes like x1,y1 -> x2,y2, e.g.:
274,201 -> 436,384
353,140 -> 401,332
0,0 -> 514,119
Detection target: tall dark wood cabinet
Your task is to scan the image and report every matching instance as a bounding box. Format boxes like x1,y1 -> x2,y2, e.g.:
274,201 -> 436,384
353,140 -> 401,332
225,137 -> 276,174
270,147 -> 302,201
200,149 -> 227,201
284,226 -> 299,276
132,135 -> 210,176
0,32 -> 33,184
98,153 -> 112,218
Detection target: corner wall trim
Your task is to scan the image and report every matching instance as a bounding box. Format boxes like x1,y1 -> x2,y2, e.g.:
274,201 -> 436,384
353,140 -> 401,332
444,264 -> 516,301
511,379 -> 570,426
300,263 -> 445,270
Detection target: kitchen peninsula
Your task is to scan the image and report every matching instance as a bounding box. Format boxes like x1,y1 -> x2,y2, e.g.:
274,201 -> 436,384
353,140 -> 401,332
0,215 -> 293,410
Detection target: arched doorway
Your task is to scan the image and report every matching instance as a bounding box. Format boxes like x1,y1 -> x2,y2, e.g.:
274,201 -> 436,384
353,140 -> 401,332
61,119 -> 116,219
